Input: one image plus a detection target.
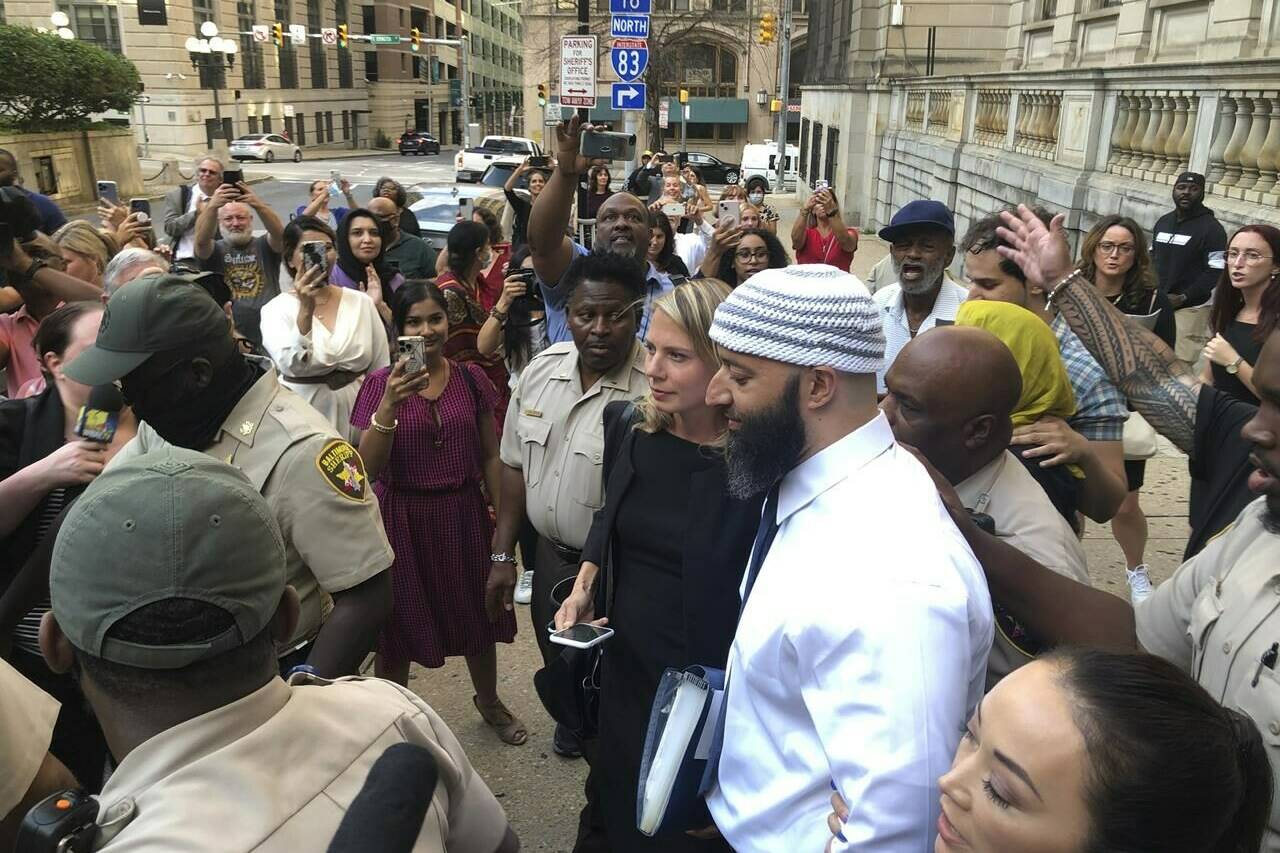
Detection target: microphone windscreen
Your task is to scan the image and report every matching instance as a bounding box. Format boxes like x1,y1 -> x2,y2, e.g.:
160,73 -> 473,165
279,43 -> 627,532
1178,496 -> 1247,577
86,383 -> 124,413
326,742 -> 440,853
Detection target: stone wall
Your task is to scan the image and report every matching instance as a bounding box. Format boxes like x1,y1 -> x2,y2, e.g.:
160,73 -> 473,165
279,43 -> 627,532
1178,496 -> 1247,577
0,127 -> 144,212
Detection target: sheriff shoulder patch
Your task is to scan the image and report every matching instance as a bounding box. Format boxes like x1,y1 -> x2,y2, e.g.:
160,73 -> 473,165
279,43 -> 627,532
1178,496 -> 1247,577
315,439 -> 368,502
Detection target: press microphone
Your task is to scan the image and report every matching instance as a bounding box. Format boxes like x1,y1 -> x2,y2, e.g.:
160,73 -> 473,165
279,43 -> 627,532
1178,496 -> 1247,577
73,384 -> 123,443
326,742 -> 440,853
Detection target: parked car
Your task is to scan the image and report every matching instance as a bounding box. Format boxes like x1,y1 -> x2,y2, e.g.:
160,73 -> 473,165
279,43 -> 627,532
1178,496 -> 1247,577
408,184 -> 509,252
455,135 -> 544,182
229,134 -> 302,163
398,130 -> 441,155
676,151 -> 740,185
740,141 -> 800,193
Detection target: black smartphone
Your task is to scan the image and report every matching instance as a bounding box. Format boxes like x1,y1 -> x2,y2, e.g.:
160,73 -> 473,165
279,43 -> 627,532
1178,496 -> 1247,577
222,168 -> 244,187
129,198 -> 152,223
581,130 -> 636,162
526,155 -> 551,168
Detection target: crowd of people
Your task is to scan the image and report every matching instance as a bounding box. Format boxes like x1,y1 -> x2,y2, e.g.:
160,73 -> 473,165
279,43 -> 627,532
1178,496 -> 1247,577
1,121 -> 1280,853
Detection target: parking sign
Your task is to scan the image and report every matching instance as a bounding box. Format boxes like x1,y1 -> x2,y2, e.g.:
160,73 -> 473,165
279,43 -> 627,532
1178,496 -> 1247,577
560,35 -> 597,108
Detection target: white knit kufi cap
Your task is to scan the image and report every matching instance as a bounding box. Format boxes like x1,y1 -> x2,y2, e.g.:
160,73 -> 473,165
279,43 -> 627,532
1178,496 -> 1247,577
709,264 -> 885,374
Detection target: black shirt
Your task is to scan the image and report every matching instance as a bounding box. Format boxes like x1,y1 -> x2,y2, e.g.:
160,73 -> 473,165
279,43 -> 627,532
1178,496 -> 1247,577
199,234 -> 281,348
504,189 -> 532,249
1150,206 -> 1228,307
1188,385 -> 1257,558
1210,320 -> 1262,406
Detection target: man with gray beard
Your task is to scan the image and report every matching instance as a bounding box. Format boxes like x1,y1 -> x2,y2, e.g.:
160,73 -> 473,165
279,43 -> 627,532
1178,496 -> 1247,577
192,180 -> 284,349
871,200 -> 967,394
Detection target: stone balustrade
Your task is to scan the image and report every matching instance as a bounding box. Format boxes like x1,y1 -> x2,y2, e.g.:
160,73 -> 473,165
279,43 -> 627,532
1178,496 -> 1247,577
926,90 -> 953,136
1012,90 -> 1062,159
1207,91 -> 1280,199
1107,90 -> 1198,183
905,90 -> 926,130
974,89 -> 1011,146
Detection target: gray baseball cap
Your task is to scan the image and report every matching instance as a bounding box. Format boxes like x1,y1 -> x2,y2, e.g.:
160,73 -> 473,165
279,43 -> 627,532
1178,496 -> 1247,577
50,447 -> 286,669
63,273 -> 230,387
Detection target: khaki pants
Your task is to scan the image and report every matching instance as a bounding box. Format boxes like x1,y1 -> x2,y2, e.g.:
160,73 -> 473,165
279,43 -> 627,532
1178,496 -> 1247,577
1174,304 -> 1212,371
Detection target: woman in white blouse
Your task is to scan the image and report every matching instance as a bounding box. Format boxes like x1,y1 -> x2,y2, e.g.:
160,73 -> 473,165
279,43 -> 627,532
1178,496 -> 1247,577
260,215 -> 390,442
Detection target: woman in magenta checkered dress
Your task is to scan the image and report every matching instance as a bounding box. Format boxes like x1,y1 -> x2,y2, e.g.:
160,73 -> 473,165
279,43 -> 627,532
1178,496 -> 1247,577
351,281 -> 527,745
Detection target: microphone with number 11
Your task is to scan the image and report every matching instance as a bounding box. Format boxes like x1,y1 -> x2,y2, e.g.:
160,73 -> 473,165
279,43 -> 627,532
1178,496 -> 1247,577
73,384 -> 124,443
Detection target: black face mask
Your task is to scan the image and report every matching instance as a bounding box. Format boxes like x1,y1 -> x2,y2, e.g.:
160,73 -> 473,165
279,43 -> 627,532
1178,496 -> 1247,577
127,354 -> 260,449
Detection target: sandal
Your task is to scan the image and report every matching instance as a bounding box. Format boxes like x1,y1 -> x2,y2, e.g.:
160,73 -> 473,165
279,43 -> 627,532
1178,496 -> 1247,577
473,695 -> 529,746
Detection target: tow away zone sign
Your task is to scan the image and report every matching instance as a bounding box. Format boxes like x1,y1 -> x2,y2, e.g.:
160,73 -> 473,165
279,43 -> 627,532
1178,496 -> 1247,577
560,35 -> 597,109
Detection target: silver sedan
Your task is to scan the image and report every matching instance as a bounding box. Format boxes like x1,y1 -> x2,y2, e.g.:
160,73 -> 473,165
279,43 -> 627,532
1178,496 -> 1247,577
229,134 -> 302,163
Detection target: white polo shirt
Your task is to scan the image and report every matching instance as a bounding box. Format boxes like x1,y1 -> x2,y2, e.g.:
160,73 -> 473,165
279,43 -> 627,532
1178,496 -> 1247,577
707,412 -> 993,852
874,278 -> 969,394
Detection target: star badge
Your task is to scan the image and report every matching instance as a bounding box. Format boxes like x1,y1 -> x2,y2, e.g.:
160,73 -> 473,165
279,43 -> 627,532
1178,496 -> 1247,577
239,420 -> 256,436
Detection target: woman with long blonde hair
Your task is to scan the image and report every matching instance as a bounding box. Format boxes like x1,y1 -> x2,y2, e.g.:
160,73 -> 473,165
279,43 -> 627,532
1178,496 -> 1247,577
554,279 -> 762,852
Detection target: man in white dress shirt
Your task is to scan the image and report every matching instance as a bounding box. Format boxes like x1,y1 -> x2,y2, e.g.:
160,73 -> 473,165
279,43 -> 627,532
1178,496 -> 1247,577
703,264 -> 994,853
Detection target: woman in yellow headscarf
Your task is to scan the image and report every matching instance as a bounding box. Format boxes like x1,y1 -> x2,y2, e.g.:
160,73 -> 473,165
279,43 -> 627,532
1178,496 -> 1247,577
956,299 -> 1083,531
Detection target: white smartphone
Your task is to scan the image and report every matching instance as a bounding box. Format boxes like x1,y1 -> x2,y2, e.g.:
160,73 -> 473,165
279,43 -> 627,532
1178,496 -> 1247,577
458,198 -> 476,220
661,201 -> 684,217
549,623 -> 615,649
717,199 -> 740,228
96,180 -> 119,204
397,335 -> 426,373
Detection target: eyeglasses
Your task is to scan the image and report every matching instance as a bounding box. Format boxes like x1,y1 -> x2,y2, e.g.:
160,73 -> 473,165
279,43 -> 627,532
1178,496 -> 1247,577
1227,249 -> 1275,265
197,168 -> 221,176
734,248 -> 770,262
1097,242 -> 1135,256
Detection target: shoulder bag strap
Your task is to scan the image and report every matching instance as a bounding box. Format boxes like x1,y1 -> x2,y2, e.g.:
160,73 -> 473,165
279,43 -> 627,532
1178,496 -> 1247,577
599,402 -> 639,617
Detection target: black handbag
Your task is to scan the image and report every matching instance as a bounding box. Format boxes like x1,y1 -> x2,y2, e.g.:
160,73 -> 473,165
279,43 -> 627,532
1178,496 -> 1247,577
532,401 -> 638,739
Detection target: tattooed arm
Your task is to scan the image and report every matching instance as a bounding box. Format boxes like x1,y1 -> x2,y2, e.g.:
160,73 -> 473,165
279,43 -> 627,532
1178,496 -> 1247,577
997,206 -> 1199,456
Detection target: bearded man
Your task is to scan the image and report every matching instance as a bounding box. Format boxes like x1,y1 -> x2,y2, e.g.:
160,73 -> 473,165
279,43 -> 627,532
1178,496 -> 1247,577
871,200 -> 967,395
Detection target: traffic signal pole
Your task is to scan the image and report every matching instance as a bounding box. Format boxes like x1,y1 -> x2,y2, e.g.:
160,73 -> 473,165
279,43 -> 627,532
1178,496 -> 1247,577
418,36 -> 471,147
774,1 -> 791,192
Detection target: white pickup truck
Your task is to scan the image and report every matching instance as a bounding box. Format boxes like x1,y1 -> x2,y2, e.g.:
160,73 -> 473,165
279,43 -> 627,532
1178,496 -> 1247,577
454,136 -> 545,183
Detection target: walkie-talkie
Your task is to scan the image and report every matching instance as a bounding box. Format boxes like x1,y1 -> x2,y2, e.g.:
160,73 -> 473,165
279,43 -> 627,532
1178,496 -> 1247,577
15,789 -> 99,852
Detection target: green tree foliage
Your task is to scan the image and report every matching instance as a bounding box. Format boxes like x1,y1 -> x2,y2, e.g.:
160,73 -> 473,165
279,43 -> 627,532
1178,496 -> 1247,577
0,25 -> 142,132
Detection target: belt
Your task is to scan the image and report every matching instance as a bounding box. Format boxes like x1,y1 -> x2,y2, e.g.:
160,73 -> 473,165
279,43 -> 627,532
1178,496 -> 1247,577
543,537 -> 582,563
282,369 -> 362,390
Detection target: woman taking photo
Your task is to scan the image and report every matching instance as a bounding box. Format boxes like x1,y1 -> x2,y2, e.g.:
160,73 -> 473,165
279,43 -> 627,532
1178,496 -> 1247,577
437,220 -> 512,435
505,159 -> 548,248
1077,215 -> 1171,601
477,245 -> 549,388
0,301 -> 137,790
351,282 -> 525,744
260,216 -> 390,442
1201,223 -> 1280,406
825,648 -> 1271,853
555,280 -> 763,853
700,225 -> 789,288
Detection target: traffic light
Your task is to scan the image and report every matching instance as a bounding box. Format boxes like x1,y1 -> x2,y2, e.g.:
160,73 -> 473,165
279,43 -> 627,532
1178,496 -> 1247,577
758,11 -> 776,44
678,88 -> 689,104
337,23 -> 348,47
410,27 -> 420,51
536,83 -> 547,107
271,22 -> 283,46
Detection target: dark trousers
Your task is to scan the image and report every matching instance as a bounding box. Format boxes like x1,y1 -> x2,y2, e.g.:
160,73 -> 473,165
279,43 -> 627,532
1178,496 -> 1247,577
532,535 -> 582,666
10,647 -> 110,793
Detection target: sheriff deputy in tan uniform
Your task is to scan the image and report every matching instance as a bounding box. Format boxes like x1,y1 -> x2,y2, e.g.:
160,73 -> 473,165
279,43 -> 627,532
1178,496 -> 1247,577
486,253 -> 648,755
64,273 -> 393,678
1,659 -> 76,849
35,447 -> 517,853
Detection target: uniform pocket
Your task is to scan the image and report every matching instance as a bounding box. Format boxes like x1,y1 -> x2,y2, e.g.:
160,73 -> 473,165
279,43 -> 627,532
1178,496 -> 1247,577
571,431 -> 605,510
519,416 -> 552,489
1187,585 -> 1225,681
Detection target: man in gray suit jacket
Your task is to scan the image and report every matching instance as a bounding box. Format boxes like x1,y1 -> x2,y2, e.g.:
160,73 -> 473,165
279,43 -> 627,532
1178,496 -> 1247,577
163,157 -> 224,262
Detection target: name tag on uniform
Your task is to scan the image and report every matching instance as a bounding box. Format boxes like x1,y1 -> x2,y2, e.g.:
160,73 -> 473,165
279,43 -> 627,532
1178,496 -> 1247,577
523,409 -> 543,418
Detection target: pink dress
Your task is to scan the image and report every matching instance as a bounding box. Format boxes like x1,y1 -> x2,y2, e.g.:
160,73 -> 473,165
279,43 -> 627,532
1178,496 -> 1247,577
351,362 -> 516,666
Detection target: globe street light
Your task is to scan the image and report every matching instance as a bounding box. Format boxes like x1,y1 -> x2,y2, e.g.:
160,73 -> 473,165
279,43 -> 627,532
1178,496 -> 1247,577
188,25 -> 237,140
50,11 -> 70,27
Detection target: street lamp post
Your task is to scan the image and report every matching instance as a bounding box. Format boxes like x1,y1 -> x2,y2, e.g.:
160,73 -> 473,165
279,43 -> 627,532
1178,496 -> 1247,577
186,22 -> 237,145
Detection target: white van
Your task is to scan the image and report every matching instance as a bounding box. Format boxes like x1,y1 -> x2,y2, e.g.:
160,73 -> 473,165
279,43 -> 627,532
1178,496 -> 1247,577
739,141 -> 800,193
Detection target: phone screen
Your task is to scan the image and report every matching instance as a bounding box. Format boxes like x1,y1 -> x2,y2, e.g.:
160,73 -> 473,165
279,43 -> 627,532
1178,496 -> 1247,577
553,624 -> 612,643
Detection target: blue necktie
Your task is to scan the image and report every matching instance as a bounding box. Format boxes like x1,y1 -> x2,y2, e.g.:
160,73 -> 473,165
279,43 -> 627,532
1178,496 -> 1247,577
699,481 -> 781,795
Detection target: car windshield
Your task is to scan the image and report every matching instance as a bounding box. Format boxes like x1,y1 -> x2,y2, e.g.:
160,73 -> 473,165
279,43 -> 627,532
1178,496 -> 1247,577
480,164 -> 518,187
484,140 -> 527,153
415,202 -> 463,222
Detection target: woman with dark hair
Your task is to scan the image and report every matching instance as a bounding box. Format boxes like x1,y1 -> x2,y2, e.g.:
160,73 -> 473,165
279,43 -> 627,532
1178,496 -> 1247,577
330,208 -> 405,316
1202,223 -> 1280,406
438,220 -> 511,434
555,280 -> 761,852
375,176 -> 421,237
825,647 -> 1272,853
472,205 -> 511,311
477,244 -> 549,386
260,216 -> 390,442
701,226 -> 789,288
504,160 -> 549,249
647,210 -> 691,278
351,281 -> 526,745
1077,215 -> 1172,597
0,301 -> 137,791
580,165 -> 614,220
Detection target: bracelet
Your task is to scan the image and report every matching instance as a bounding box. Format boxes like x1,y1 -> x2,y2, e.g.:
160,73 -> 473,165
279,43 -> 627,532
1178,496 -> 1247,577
21,257 -> 48,281
490,552 -> 518,564
490,306 -> 508,325
1046,268 -> 1084,304
371,414 -> 398,434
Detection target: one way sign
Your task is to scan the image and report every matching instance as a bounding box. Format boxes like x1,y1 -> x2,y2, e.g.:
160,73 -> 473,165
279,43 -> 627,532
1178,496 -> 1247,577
611,82 -> 645,111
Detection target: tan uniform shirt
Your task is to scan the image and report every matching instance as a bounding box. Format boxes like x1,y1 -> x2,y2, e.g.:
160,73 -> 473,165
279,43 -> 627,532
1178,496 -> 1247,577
500,340 -> 647,550
0,658 -> 59,819
110,369 -> 394,649
89,675 -> 511,852
955,451 -> 1090,689
1137,497 -> 1280,851
496,335 -> 645,548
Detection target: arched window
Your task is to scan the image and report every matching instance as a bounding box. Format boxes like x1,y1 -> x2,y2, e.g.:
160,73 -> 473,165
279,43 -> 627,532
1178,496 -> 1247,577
659,42 -> 737,98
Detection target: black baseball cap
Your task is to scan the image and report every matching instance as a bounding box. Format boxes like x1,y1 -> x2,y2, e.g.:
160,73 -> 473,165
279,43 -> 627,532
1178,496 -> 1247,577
64,273 -> 230,386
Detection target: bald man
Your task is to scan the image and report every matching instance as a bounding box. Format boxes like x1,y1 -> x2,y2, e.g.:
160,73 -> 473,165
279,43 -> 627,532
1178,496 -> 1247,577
882,325 -> 1090,688
192,179 -> 285,348
369,196 -> 435,279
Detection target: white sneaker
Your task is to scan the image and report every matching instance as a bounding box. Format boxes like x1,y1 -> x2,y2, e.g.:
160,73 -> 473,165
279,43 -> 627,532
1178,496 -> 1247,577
514,570 -> 534,605
1126,564 -> 1153,606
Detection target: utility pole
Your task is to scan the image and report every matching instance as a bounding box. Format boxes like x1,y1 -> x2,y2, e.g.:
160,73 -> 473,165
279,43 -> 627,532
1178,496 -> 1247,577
577,0 -> 590,120
774,0 -> 792,192
460,34 -> 471,147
